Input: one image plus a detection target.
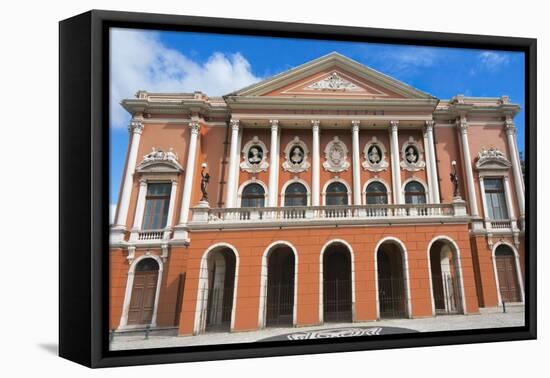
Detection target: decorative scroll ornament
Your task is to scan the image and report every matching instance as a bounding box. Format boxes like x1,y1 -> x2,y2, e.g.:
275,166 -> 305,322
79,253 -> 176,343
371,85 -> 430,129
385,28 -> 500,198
240,136 -> 269,173
282,136 -> 310,173
323,136 -> 351,172
362,137 -> 389,172
475,147 -> 512,171
400,137 -> 426,171
137,147 -> 182,172
305,72 -> 362,92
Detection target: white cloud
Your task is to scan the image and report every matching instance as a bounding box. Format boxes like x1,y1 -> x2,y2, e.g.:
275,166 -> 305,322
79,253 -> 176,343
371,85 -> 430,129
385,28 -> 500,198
110,29 -> 261,128
478,51 -> 510,71
368,46 -> 439,78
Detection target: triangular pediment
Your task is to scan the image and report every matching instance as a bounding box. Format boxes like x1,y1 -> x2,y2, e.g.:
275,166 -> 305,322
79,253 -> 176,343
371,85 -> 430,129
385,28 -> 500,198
228,52 -> 437,100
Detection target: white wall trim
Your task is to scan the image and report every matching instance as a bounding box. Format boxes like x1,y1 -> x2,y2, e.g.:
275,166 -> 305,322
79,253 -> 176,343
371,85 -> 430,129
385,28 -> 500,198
362,178 -> 392,205
425,236 -> 467,315
118,254 -> 164,330
491,241 -> 525,305
237,178 -> 269,207
193,242 -> 240,334
321,177 -> 352,205
373,237 -> 412,319
258,240 -> 299,328
318,239 -> 356,324
280,177 -> 311,206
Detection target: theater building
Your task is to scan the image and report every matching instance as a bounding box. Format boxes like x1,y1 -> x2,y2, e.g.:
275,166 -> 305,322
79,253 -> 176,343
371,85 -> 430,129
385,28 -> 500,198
109,53 -> 525,335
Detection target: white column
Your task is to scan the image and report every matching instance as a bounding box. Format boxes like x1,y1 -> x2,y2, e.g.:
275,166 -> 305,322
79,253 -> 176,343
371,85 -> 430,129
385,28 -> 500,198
225,119 -> 240,208
114,118 -> 144,229
479,177 -> 491,229
457,116 -> 479,217
503,175 -> 517,223
131,179 -> 148,231
164,179 -> 179,238
424,120 -> 440,204
505,117 -> 525,227
351,120 -> 362,205
311,120 -> 321,206
268,120 -> 280,207
389,121 -> 403,204
175,121 -> 200,234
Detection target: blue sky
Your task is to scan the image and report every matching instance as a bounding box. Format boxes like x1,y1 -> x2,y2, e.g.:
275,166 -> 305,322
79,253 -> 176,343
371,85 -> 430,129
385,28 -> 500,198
109,28 -> 525,213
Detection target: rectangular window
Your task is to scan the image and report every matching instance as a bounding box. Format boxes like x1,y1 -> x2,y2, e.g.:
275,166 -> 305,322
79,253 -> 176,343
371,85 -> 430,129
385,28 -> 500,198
484,178 -> 509,220
142,183 -> 172,229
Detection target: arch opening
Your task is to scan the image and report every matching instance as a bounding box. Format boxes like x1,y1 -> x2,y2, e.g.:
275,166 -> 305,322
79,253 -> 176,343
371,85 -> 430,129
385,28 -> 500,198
494,244 -> 522,303
429,240 -> 464,315
198,247 -> 237,333
127,258 -> 160,326
376,241 -> 408,319
265,246 -> 296,327
323,243 -> 353,323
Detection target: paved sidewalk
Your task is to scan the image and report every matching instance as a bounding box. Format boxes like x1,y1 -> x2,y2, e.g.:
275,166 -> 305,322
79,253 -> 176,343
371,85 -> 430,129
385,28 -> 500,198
110,306 -> 524,351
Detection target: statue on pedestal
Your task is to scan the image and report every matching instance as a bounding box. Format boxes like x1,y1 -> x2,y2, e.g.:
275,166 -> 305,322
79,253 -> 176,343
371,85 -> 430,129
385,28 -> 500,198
200,163 -> 210,202
450,161 -> 460,198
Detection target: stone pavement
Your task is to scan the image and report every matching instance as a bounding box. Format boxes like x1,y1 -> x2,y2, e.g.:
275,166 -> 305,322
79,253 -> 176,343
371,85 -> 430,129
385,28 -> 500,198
110,305 -> 524,351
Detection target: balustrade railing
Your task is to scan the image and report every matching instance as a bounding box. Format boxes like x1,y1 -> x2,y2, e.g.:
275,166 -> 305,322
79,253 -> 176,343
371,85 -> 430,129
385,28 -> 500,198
137,229 -> 166,241
191,203 -> 457,226
489,219 -> 513,230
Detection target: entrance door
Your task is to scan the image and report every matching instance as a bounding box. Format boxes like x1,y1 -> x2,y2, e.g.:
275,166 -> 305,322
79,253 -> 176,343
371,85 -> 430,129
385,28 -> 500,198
323,246 -> 352,322
377,244 -> 407,318
495,246 -> 521,303
127,259 -> 159,325
266,248 -> 295,327
430,241 -> 463,315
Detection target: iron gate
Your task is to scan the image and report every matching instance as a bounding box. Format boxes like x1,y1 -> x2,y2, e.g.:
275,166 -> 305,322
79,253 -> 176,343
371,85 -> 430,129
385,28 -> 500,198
205,286 -> 234,331
432,273 -> 462,314
378,277 -> 407,318
266,284 -> 294,326
323,279 -> 352,322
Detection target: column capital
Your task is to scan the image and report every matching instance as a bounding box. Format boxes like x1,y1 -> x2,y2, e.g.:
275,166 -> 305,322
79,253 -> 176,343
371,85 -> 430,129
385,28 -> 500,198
229,119 -> 239,132
456,115 -> 468,134
128,119 -> 144,135
425,120 -> 434,133
505,115 -> 516,135
269,119 -> 279,131
189,121 -> 201,134
311,120 -> 320,131
351,120 -> 360,132
390,120 -> 399,132
138,178 -> 148,186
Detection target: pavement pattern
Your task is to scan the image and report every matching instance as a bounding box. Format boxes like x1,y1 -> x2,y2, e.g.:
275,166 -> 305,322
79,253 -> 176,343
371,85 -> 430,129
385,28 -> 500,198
110,305 -> 524,351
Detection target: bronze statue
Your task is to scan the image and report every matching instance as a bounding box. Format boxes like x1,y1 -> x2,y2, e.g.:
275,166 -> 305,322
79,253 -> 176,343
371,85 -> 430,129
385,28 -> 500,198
200,165 -> 210,202
450,161 -> 460,198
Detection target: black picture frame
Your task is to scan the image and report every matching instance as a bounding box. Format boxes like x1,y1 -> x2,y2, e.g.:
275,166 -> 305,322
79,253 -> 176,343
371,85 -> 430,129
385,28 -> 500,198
59,9 -> 537,368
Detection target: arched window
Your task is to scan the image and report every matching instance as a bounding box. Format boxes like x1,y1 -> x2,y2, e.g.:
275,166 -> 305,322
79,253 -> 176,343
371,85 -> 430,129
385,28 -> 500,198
404,181 -> 426,204
365,182 -> 388,205
326,182 -> 348,206
284,183 -> 307,206
241,183 -> 265,208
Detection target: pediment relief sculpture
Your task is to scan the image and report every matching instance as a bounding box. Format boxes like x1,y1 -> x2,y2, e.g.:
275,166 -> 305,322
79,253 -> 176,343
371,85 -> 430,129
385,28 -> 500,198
305,72 -> 362,92
400,137 -> 426,171
240,136 -> 269,173
137,147 -> 182,172
282,136 -> 310,173
323,136 -> 351,173
476,147 -> 512,170
362,137 -> 389,172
